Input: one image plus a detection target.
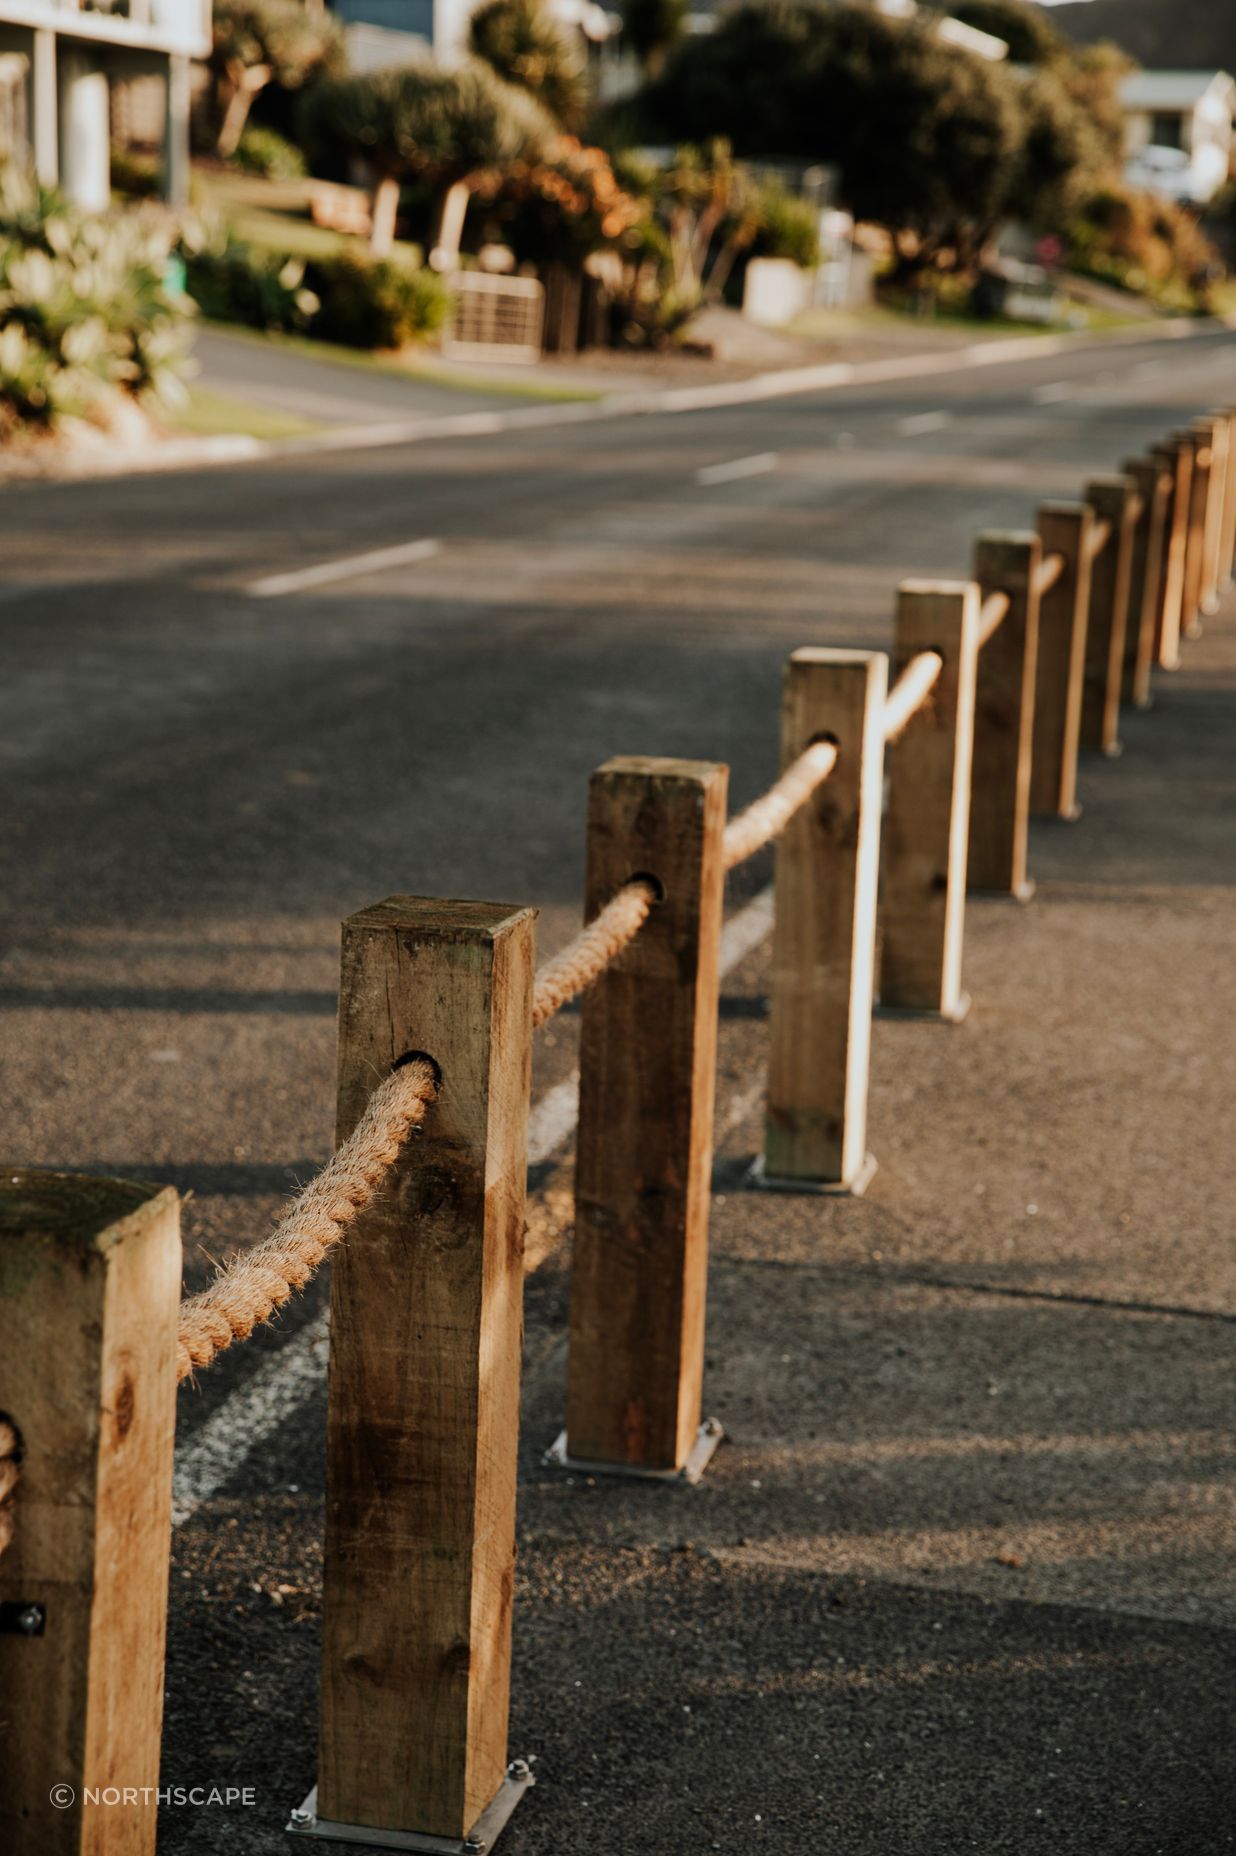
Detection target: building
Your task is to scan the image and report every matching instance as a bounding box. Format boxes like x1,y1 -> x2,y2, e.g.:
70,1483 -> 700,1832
1120,70 -> 1236,205
0,0 -> 208,207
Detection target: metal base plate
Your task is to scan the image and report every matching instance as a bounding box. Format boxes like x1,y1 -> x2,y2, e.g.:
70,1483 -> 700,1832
288,1762 -> 534,1853
544,1418 -> 723,1486
746,1151 -> 878,1198
875,992 -> 971,1026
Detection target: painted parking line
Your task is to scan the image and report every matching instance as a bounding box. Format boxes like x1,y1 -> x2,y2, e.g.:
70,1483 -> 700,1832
896,410 -> 952,437
247,536 -> 441,598
696,452 -> 780,486
171,884 -> 777,1521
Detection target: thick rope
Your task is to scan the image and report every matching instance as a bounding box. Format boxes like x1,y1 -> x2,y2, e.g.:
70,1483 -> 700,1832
978,589 -> 1011,648
0,1418 -> 19,1562
722,738 -> 839,872
176,1059 -> 438,1381
1037,550 -> 1065,597
882,650 -> 943,743
531,879 -> 658,1029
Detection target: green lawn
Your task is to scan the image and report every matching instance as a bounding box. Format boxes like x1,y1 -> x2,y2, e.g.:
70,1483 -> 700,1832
169,385 -> 318,441
191,166 -> 424,266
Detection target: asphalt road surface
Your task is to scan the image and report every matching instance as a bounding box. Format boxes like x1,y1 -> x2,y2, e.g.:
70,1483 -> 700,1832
3,324 -> 1235,1855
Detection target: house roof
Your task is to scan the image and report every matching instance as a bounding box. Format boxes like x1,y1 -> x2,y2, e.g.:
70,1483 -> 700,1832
1120,71 -> 1236,113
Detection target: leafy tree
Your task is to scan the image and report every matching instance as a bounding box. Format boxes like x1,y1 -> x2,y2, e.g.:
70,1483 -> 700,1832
210,0 -> 343,159
302,58 -> 556,257
468,0 -> 588,128
1004,66 -> 1109,227
945,0 -> 1065,65
622,0 -> 688,79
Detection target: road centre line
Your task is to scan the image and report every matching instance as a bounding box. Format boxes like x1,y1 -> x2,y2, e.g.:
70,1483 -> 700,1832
696,452 -> 779,486
1032,381 -> 1071,404
247,536 -> 441,598
896,410 -> 951,436
172,883 -> 776,1522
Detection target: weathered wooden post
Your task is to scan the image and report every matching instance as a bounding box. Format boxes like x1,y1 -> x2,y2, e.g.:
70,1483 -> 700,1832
1031,502 -> 1094,820
1219,408 -> 1236,593
1198,412 -> 1229,616
764,648 -> 887,1193
1151,437 -> 1191,670
303,896 -> 537,1852
0,1174 -> 181,1856
879,582 -> 979,1021
1121,455 -> 1170,710
1080,476 -> 1136,756
968,532 -> 1041,901
563,757 -> 727,1480
1180,423 -> 1212,640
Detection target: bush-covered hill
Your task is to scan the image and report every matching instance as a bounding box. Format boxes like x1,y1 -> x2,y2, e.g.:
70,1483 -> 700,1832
1042,0 -> 1236,73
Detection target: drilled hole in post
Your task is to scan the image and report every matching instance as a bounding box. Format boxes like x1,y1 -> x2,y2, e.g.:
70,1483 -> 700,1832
630,871 -> 667,903
392,1049 -> 443,1090
808,730 -> 840,751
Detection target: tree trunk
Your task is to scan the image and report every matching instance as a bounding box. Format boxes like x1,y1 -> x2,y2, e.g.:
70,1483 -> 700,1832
369,173 -> 401,258
429,178 -> 472,273
216,61 -> 269,159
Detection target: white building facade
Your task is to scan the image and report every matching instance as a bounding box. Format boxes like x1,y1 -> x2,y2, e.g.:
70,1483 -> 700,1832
0,0 -> 208,206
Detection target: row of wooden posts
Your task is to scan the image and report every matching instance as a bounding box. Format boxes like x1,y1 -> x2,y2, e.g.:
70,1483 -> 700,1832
1,408 -> 1231,1856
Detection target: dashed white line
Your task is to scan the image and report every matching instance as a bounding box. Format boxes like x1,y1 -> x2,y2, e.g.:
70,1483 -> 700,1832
172,885 -> 778,1516
247,536 -> 440,598
696,452 -> 779,486
1032,381 -> 1071,404
897,410 -> 952,437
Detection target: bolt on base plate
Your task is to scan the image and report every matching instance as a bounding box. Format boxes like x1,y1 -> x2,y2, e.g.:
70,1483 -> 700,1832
287,1760 -> 535,1853
746,1151 -> 877,1198
544,1418 -> 723,1486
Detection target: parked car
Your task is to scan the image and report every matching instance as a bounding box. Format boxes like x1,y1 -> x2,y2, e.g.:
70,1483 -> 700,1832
1124,145 -> 1212,207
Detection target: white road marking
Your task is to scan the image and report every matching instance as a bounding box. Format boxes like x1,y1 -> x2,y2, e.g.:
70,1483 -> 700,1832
172,1314 -> 329,1525
897,410 -> 951,436
1032,381 -> 1071,404
171,886 -> 778,1512
696,452 -> 779,487
246,536 -> 440,599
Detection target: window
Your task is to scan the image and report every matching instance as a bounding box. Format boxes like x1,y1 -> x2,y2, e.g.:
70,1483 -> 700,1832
1150,111 -> 1184,149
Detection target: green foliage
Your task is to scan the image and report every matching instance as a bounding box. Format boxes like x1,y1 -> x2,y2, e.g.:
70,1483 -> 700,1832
471,136 -> 643,266
749,180 -> 819,268
622,0 -> 687,79
945,0 -> 1064,65
1005,66 -> 1108,229
234,124 -> 308,180
210,0 -> 343,157
210,0 -> 343,92
306,248 -> 449,345
468,0 -> 588,128
649,2 -> 1022,267
0,165 -> 191,436
184,227 -> 448,347
301,57 -> 556,187
1065,186 -> 1222,311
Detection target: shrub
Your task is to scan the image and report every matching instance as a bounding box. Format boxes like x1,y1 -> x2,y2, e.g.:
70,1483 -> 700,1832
468,0 -> 588,128
234,124 -> 307,180
0,164 -> 191,437
183,228 -> 449,348
184,233 -> 316,331
749,181 -> 819,268
304,249 -> 449,346
210,0 -> 343,158
1065,186 -> 1221,311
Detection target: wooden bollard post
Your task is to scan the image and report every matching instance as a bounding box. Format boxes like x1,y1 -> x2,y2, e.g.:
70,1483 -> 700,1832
563,757 -> 727,1478
1151,437 -> 1191,670
1121,455 -> 1170,711
0,1174 -> 181,1856
313,897 -> 536,1847
1219,409 -> 1236,592
1179,424 -> 1212,640
969,532 -> 1041,901
879,582 -> 979,1021
1080,476 -> 1136,756
765,648 -> 886,1192
1198,413 -> 1229,617
1031,502 -> 1093,820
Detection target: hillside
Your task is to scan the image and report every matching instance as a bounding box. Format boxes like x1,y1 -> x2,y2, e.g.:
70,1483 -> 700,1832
1044,0 -> 1236,72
